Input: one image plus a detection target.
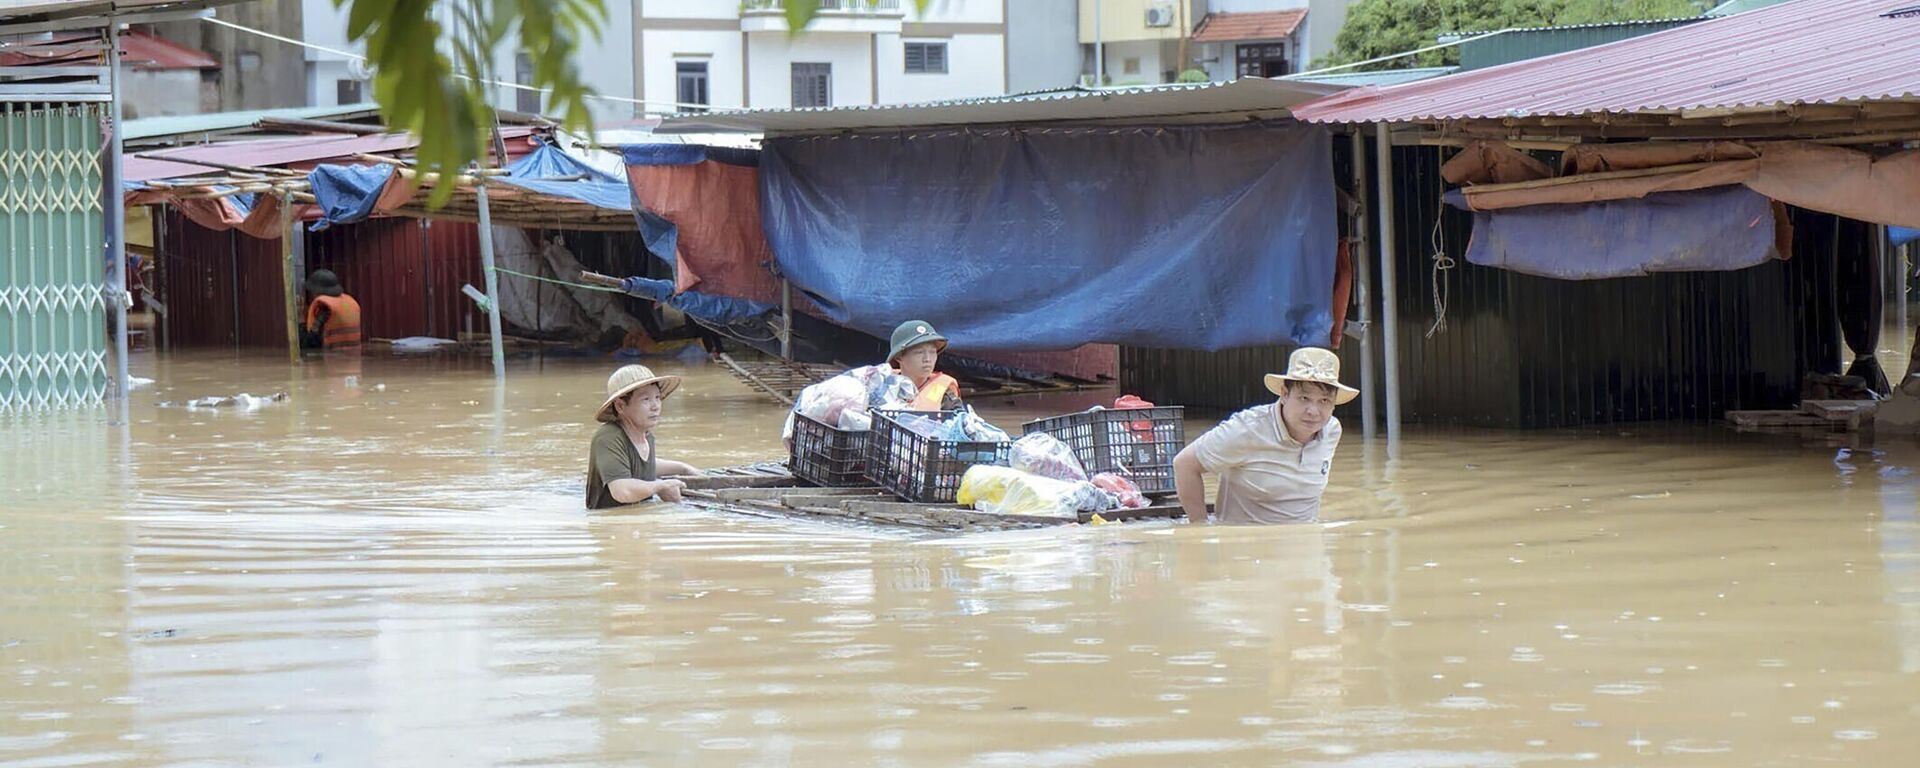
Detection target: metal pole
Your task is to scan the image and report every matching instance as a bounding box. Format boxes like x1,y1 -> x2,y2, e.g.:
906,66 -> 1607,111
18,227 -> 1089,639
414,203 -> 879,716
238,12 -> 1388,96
105,21 -> 130,405
1093,0 -> 1104,86
474,179 -> 506,379
780,278 -> 792,360
1373,123 -> 1402,443
1351,130 -> 1376,442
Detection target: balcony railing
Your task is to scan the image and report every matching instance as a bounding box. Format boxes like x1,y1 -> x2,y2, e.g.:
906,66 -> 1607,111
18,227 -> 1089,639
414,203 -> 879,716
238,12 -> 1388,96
743,0 -> 902,13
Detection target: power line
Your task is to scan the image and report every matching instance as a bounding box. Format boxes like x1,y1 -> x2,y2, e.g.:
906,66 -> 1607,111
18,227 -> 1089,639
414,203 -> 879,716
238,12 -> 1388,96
202,16 -> 724,116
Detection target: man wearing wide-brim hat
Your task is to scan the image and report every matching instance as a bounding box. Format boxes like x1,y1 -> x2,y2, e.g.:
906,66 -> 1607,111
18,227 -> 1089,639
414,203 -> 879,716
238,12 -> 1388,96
1172,347 -> 1358,524
586,364 -> 701,509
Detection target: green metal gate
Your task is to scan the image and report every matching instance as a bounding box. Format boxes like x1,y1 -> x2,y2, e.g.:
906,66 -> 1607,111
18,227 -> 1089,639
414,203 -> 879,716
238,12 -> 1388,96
0,103 -> 107,412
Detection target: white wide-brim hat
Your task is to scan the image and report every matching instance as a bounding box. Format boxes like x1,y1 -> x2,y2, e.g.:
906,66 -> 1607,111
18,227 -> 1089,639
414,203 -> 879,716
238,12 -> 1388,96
1263,347 -> 1360,406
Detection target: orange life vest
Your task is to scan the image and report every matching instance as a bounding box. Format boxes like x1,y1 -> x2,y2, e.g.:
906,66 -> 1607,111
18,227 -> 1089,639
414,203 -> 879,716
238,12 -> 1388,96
305,294 -> 362,350
908,372 -> 959,411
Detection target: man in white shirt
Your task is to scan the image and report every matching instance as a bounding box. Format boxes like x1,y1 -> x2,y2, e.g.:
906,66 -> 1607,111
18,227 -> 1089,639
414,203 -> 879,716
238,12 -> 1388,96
1172,347 -> 1359,524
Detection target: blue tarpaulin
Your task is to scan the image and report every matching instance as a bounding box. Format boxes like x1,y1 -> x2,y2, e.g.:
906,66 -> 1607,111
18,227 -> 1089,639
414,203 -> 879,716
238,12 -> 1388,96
621,144 -> 760,167
758,122 -> 1338,351
304,142 -> 629,231
492,143 -> 632,210
1894,227 -> 1920,247
618,276 -> 775,326
1445,185 -> 1781,280
306,163 -> 395,231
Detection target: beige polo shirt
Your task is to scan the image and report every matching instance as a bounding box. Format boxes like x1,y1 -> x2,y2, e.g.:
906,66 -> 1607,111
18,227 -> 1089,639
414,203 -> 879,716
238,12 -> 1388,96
1191,403 -> 1341,524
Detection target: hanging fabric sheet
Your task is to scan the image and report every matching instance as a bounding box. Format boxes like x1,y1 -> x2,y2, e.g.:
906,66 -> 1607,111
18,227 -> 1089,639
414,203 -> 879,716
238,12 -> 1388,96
757,122 -> 1339,351
1445,185 -> 1785,280
621,144 -> 782,305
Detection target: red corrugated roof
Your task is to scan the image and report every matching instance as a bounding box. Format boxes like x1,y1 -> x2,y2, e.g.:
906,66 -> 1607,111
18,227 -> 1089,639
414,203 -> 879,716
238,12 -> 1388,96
0,29 -> 215,69
126,128 -> 544,183
1293,0 -> 1920,124
1191,10 -> 1306,44
122,29 -> 217,69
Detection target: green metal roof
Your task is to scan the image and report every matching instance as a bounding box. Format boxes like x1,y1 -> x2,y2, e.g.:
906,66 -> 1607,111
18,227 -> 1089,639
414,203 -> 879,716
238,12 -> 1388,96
1706,0 -> 1794,16
124,102 -> 381,142
1283,67 -> 1458,88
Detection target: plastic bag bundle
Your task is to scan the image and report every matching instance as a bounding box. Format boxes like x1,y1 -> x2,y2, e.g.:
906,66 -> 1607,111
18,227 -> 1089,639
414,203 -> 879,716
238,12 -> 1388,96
1010,433 -> 1088,482
782,365 -> 919,440
958,466 -> 1108,520
1090,473 -> 1148,509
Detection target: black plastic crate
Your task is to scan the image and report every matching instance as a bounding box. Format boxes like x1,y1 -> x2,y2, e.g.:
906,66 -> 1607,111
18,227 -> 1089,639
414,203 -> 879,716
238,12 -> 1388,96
864,410 -> 1012,503
1022,406 -> 1185,494
789,412 -> 871,487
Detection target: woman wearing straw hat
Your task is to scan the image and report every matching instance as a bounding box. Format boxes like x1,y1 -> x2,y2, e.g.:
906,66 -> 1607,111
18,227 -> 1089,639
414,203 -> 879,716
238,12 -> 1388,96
586,364 -> 701,509
1172,347 -> 1358,525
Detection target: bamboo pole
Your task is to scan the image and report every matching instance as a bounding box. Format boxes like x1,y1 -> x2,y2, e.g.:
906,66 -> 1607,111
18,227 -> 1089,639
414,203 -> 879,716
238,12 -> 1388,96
280,191 -> 298,364
475,177 -> 506,379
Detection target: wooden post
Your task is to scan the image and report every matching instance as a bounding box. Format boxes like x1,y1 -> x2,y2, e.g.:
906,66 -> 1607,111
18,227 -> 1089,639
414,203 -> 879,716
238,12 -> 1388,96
280,192 -> 298,364
1351,129 -> 1376,442
1374,123 -> 1402,444
780,278 -> 792,360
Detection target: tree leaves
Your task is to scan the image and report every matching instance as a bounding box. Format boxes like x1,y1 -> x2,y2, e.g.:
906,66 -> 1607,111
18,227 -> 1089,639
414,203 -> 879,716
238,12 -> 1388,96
1320,0 -> 1709,71
337,0 -> 929,207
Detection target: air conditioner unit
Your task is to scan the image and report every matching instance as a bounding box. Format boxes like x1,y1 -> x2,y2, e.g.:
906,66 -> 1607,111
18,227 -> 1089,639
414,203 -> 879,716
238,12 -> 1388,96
347,57 -> 374,81
1145,4 -> 1174,27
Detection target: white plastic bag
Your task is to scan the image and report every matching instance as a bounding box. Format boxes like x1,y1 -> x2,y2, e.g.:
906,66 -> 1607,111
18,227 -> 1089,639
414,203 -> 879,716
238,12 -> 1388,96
1011,432 -> 1087,482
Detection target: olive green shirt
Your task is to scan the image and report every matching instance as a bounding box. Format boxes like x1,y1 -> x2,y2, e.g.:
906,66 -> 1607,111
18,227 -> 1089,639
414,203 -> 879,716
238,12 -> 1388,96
586,421 -> 658,510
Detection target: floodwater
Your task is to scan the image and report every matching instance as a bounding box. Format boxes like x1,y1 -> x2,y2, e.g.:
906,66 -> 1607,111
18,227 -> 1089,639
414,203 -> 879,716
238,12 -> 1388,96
5,347 -> 1920,767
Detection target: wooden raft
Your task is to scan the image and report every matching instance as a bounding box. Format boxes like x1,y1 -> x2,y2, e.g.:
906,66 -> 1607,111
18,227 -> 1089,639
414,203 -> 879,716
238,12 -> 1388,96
1726,399 -> 1878,433
676,471 -> 1186,533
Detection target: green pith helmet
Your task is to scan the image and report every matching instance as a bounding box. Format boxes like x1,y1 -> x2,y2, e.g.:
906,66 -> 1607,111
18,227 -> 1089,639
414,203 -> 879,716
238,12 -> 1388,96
887,320 -> 948,364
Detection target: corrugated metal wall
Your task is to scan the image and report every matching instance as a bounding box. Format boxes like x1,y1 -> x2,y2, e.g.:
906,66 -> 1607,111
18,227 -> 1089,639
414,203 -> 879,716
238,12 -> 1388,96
1123,141 -> 1847,428
160,213 -> 492,348
158,209 -> 287,349
304,218 -> 488,341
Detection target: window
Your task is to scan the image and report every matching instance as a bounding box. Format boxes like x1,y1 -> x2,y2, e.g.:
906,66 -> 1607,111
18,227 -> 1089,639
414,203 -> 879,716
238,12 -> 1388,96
904,41 -> 947,74
1122,57 -> 1140,75
791,62 -> 831,108
676,61 -> 710,113
335,79 -> 362,105
1235,43 -> 1290,78
515,53 -> 541,113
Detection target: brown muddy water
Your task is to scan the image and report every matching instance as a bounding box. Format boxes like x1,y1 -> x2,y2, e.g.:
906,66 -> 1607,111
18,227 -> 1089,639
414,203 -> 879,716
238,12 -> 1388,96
5,349 -> 1920,767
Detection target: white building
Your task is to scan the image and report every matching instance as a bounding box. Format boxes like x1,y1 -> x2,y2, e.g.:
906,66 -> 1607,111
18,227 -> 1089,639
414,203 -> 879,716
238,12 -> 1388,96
636,0 -> 1019,113
1077,0 -> 1355,86
300,1 -> 1043,120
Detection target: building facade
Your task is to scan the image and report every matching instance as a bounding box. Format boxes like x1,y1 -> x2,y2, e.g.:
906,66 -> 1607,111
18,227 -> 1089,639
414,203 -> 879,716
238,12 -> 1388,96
1077,0 -> 1355,85
635,0 -> 1018,113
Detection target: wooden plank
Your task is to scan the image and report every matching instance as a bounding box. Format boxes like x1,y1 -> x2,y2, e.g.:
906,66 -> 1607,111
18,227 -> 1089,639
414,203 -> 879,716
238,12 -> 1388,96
1726,410 -> 1835,428
704,486 -> 878,502
1802,400 -> 1876,419
1080,503 -> 1186,523
839,500 -> 1071,529
681,474 -> 800,491
780,492 -> 891,508
717,352 -> 797,405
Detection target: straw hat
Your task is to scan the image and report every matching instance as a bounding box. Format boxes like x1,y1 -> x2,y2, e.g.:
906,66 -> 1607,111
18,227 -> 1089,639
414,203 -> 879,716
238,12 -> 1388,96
1263,347 -> 1360,405
887,320 -> 948,364
595,364 -> 682,423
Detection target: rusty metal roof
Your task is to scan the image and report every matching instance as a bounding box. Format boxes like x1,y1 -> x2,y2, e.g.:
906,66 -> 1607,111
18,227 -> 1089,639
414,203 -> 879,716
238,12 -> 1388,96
1292,0 -> 1920,125
1191,10 -> 1307,44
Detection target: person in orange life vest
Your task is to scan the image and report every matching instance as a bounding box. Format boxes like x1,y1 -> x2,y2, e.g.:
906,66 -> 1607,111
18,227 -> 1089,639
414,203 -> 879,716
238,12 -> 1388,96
887,320 -> 961,410
299,269 -> 362,351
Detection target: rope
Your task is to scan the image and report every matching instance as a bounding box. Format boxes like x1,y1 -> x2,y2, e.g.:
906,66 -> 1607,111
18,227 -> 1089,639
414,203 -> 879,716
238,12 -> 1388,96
484,265 -> 624,293
1426,210 -> 1455,339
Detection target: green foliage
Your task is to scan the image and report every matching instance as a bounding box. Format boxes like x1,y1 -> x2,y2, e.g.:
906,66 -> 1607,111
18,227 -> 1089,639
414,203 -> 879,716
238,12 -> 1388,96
337,0 -> 927,208
1176,68 -> 1209,83
1320,0 -> 1707,71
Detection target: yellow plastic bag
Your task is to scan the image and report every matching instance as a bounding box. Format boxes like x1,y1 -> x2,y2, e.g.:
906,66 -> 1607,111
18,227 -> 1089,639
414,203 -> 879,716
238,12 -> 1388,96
957,466 -> 1081,520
